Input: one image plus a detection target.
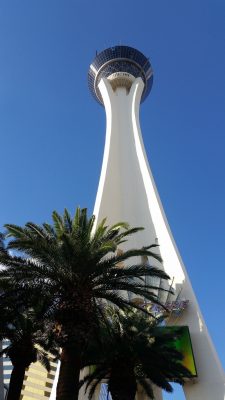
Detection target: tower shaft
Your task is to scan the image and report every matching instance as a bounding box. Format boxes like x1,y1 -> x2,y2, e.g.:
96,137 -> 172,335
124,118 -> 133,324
93,77 -> 225,400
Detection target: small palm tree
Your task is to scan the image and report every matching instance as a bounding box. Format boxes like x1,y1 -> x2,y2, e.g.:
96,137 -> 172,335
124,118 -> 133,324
80,309 -> 192,400
0,292 -> 58,400
0,234 -> 58,400
0,208 -> 169,400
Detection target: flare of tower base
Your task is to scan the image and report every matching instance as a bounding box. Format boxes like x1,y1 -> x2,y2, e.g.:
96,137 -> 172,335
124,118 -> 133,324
88,46 -> 225,400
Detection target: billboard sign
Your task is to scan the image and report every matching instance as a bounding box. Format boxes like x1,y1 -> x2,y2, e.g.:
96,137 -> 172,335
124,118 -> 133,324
162,325 -> 197,378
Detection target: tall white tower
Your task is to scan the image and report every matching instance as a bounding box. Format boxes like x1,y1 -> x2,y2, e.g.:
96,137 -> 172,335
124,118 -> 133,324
88,46 -> 225,400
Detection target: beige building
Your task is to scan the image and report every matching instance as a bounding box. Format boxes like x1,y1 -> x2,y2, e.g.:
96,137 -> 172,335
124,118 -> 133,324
0,341 -> 57,400
20,357 -> 57,400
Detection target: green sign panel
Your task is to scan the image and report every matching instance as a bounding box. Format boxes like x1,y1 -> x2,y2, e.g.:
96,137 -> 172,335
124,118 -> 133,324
163,325 -> 197,378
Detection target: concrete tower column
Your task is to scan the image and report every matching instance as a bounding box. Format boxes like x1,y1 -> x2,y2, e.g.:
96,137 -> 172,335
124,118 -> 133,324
89,45 -> 225,400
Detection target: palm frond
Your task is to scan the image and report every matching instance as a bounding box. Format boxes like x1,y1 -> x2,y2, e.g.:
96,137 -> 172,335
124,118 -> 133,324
52,211 -> 64,237
37,350 -> 51,372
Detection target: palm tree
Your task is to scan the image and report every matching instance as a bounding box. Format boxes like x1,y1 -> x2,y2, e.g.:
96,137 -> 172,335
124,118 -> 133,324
80,309 -> 192,400
0,207 -> 170,400
0,234 -> 58,400
0,290 -> 58,400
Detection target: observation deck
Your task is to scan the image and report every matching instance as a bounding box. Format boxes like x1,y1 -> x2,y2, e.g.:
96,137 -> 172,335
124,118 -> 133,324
88,45 -> 153,105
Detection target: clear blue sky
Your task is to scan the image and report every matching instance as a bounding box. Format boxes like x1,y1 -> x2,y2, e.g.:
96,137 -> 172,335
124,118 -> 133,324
1,1 -> 225,398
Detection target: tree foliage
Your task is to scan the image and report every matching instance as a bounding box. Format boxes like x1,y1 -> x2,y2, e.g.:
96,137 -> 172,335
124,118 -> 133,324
0,207 -> 171,400
80,309 -> 192,400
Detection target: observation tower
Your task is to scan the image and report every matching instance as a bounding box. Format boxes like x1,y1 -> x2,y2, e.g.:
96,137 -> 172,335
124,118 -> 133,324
88,46 -> 225,399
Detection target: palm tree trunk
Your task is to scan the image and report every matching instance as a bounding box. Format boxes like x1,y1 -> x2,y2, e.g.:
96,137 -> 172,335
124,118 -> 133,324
108,366 -> 137,400
7,363 -> 26,400
56,346 -> 81,400
109,381 -> 137,400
